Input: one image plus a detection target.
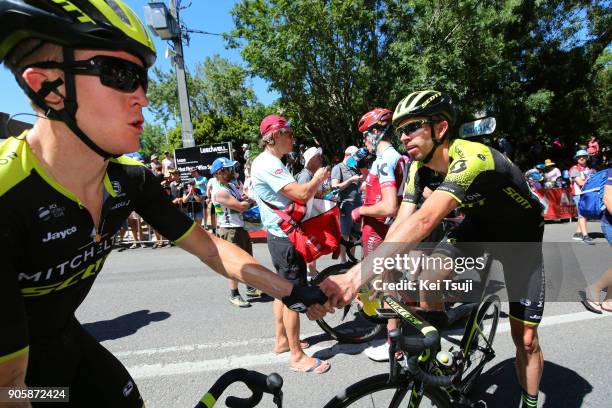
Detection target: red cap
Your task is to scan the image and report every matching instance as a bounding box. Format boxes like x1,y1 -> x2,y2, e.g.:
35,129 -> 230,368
260,114 -> 290,136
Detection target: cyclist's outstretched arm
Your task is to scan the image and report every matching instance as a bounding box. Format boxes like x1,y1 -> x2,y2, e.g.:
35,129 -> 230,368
386,201 -> 417,237
320,191 -> 458,308
177,226 -> 293,299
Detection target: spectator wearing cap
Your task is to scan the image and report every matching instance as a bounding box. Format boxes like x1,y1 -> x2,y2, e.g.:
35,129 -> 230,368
295,147 -> 324,276
150,154 -> 163,178
569,150 -> 595,244
331,146 -> 364,263
181,179 -> 204,224
543,159 -> 561,185
295,147 -> 323,184
242,143 -> 250,162
162,150 -> 176,177
251,114 -> 331,374
210,157 -> 261,307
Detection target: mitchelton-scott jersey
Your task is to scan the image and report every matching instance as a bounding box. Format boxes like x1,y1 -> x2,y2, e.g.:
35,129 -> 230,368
0,134 -> 196,363
403,138 -> 543,223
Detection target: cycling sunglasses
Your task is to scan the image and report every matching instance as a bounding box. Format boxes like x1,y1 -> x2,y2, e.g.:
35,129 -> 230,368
27,55 -> 148,93
396,120 -> 432,137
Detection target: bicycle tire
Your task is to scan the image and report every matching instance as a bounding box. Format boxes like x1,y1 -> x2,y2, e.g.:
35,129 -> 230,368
323,373 -> 450,408
459,294 -> 500,394
312,264 -> 384,344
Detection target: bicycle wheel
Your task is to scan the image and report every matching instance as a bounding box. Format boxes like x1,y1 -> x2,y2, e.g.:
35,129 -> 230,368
323,374 -> 450,408
459,294 -> 500,393
312,264 -> 384,344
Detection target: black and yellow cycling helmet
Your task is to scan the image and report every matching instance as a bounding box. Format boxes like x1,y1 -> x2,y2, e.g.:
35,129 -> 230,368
392,90 -> 456,128
0,0 -> 156,67
393,90 -> 456,163
0,0 -> 157,160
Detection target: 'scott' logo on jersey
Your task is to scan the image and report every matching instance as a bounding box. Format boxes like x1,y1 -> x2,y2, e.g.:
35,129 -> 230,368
449,159 -> 467,174
42,226 -> 77,242
275,169 -> 284,175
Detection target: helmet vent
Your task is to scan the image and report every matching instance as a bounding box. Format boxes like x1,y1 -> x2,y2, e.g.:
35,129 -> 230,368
104,0 -> 131,26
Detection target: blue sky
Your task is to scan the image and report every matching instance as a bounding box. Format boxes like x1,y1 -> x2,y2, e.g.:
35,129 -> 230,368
0,0 -> 277,125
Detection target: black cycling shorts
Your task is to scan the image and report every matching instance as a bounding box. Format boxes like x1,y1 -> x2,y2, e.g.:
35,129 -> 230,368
431,217 -> 545,326
267,233 -> 307,286
26,318 -> 143,408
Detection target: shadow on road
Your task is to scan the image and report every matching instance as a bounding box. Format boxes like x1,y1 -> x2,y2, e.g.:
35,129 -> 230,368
83,310 -> 171,342
473,358 -> 592,407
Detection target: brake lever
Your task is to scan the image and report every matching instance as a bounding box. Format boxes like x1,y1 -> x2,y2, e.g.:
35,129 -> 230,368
273,390 -> 283,408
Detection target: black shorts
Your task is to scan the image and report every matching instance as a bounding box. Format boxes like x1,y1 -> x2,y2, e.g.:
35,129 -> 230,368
432,217 -> 546,326
267,234 -> 307,286
26,318 -> 143,408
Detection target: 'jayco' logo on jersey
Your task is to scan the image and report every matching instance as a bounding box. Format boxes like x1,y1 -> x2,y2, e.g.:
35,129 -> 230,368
42,226 -> 77,242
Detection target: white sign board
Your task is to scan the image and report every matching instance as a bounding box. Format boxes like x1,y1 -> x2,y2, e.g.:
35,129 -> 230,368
459,117 -> 496,138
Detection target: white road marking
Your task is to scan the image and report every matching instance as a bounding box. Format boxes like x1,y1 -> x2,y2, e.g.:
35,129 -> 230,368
125,311 -> 611,379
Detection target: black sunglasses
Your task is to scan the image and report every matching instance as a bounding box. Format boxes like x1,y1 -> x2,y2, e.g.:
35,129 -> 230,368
28,55 -> 148,93
396,120 -> 432,137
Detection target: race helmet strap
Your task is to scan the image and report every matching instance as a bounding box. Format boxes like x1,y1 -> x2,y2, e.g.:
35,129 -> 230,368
61,48 -> 78,116
369,123 -> 392,151
422,122 -> 444,164
13,49 -> 117,160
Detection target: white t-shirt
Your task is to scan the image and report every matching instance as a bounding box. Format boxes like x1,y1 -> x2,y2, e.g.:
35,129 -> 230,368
211,182 -> 244,228
251,150 -> 295,237
162,157 -> 176,176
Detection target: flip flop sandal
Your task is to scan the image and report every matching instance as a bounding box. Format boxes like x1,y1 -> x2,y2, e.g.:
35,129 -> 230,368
289,358 -> 330,374
577,290 -> 602,314
600,300 -> 612,312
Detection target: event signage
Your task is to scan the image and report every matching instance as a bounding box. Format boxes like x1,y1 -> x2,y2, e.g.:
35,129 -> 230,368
174,142 -> 233,180
459,117 -> 497,138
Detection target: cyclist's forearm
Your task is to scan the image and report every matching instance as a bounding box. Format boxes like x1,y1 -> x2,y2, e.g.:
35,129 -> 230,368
179,227 -> 292,298
208,238 -> 292,298
0,354 -> 31,407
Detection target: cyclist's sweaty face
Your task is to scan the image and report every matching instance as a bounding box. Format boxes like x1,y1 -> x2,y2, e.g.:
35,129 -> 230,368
73,49 -> 149,155
398,117 -> 435,161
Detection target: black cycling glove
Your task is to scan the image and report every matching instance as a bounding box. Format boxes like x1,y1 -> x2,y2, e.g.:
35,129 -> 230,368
282,284 -> 328,313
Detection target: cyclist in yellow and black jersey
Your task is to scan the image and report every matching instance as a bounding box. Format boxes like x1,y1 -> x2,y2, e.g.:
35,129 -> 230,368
319,91 -> 545,408
0,2 -> 326,407
403,137 -> 544,226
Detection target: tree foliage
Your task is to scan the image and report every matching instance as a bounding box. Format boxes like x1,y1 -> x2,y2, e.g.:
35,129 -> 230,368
229,0 -> 611,164
146,55 -> 266,151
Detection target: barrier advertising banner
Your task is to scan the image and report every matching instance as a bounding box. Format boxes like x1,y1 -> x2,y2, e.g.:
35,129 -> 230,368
534,188 -> 577,220
174,142 -> 233,180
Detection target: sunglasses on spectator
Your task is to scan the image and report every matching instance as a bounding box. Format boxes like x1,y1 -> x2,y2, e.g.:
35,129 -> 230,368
396,120 -> 432,137
28,55 -> 148,93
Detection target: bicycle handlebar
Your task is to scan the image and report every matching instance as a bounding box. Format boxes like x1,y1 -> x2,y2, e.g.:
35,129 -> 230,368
194,369 -> 283,408
406,355 -> 456,387
389,329 -> 457,388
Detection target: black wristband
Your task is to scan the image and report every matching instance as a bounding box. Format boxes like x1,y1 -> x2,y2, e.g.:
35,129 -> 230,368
282,284 -> 327,313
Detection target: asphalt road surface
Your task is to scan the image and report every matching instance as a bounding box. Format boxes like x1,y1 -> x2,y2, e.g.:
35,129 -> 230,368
76,220 -> 612,408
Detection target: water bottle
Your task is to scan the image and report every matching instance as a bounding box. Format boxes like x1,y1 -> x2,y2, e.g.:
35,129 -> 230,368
346,147 -> 368,169
434,350 -> 456,376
